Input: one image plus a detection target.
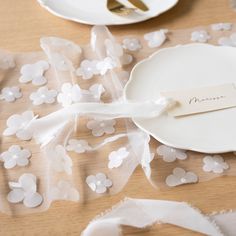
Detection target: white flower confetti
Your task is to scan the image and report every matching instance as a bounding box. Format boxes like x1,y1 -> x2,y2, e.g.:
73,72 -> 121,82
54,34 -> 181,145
87,119 -> 116,137
202,155 -> 229,174
76,59 -> 99,80
50,180 -> 79,201
108,147 -> 129,169
51,145 -> 73,175
1,145 -> 31,169
218,33 -> 236,47
80,83 -> 105,102
51,53 -> 70,71
166,167 -> 198,187
66,139 -> 91,154
0,54 -> 15,70
157,145 -> 187,162
19,60 -> 49,86
144,29 -> 168,48
122,38 -> 142,51
211,23 -> 232,31
86,173 -> 112,194
3,111 -> 36,140
7,173 -> 43,208
96,57 -> 117,75
105,38 -> 132,66
191,30 -> 211,43
30,86 -> 57,105
0,86 -> 22,102
57,82 -> 81,107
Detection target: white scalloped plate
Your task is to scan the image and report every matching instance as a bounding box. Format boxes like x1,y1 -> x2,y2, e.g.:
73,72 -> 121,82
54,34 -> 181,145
124,44 -> 236,153
37,0 -> 179,25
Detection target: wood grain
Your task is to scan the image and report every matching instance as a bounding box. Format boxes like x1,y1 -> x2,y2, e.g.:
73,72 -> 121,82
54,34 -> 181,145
1,0 -> 236,235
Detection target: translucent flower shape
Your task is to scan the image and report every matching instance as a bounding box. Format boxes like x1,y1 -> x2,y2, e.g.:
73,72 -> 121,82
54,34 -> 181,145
3,111 -> 36,140
56,83 -> 104,105
7,173 -> 43,208
30,86 -> 57,105
76,59 -> 99,80
191,30 -> 211,43
0,145 -> 31,169
66,139 -> 91,153
96,57 -> 117,75
166,167 -> 198,187
19,60 -> 49,86
108,147 -> 129,169
84,83 -> 105,102
87,119 -> 116,137
105,39 -> 123,59
218,33 -> 236,47
0,86 -> 22,102
122,38 -> 142,51
156,145 -> 187,162
51,145 -> 73,175
144,29 -> 168,48
0,54 -> 15,70
80,84 -> 105,103
86,173 -> 112,194
51,53 -> 70,71
50,180 -> 80,201
105,38 -> 132,66
57,82 -> 81,107
202,155 -> 229,174
211,23 -> 232,31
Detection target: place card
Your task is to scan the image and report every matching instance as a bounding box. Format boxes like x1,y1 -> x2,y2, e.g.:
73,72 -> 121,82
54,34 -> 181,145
161,83 -> 236,117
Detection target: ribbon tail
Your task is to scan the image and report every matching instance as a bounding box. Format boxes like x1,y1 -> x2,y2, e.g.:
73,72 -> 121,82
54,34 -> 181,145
81,198 -> 224,236
28,110 -> 74,146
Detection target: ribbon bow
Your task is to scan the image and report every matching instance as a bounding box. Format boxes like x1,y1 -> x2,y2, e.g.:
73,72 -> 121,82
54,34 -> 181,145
28,97 -> 176,146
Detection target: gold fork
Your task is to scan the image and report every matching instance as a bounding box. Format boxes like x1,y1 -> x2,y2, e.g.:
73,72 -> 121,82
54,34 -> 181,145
107,0 -> 135,16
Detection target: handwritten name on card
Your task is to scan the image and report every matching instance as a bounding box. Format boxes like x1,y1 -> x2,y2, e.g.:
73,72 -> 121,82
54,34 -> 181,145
161,84 -> 236,117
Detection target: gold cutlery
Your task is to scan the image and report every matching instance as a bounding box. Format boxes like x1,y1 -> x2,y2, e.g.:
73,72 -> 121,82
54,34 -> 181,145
107,0 -> 134,16
128,0 -> 149,11
107,0 -> 149,16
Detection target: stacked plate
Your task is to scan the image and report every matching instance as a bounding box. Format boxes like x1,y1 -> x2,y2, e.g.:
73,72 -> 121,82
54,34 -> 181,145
37,0 -> 179,25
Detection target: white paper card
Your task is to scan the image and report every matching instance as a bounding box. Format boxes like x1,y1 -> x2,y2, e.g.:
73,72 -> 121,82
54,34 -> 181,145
161,83 -> 236,117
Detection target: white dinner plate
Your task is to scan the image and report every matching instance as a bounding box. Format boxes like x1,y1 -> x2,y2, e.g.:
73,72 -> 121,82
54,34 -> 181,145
124,44 -> 236,153
37,0 -> 179,25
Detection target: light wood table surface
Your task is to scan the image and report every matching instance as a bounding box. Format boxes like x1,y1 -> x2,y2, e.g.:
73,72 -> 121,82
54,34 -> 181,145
1,0 -> 236,235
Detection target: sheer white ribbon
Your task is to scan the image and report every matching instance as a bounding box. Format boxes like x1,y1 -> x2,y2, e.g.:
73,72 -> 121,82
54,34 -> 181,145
81,198 -> 236,236
28,97 -> 175,146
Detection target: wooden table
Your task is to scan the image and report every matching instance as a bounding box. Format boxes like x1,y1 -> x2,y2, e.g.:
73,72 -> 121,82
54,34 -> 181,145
1,0 -> 236,235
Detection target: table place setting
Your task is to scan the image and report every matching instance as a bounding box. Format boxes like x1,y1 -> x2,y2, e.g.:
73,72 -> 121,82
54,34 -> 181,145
2,1 -> 236,236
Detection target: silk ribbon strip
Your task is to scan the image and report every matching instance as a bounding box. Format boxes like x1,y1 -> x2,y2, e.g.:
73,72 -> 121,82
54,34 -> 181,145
81,198 -> 236,236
